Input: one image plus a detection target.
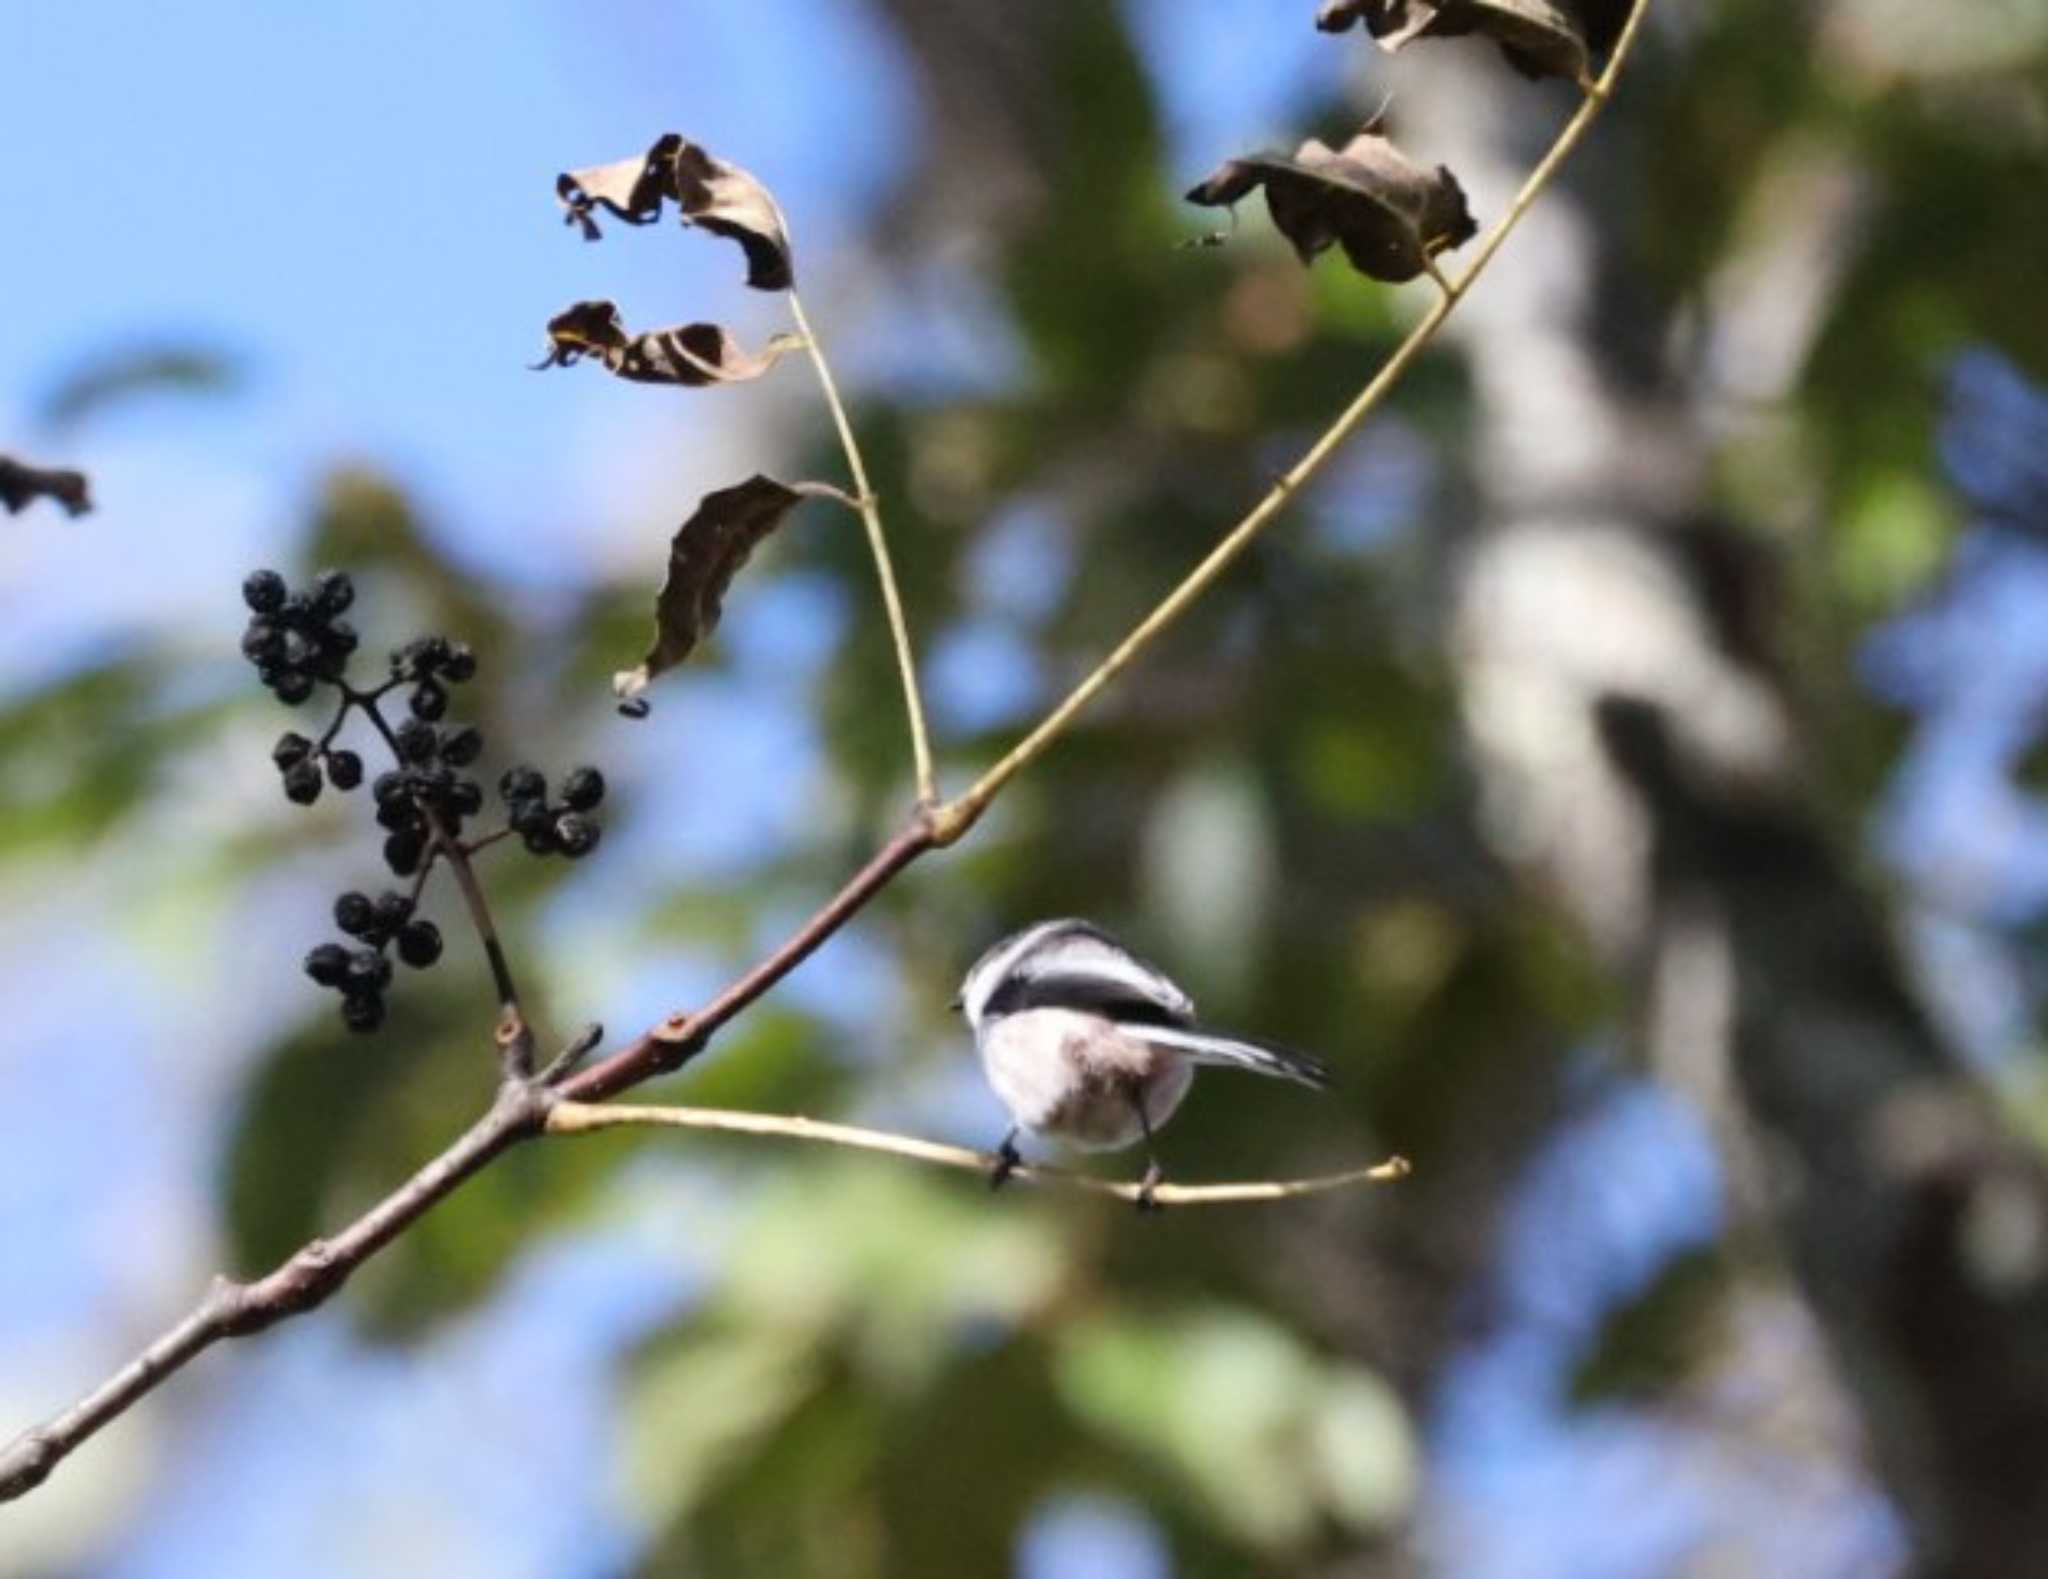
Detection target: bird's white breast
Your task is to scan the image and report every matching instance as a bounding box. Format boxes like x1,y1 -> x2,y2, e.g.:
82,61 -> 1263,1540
979,1009 -> 1194,1152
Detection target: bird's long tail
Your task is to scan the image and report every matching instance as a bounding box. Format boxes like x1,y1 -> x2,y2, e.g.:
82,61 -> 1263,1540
1136,1024 -> 1330,1089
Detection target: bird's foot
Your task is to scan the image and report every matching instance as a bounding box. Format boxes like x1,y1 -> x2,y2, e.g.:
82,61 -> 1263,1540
1133,1160 -> 1166,1214
988,1135 -> 1023,1193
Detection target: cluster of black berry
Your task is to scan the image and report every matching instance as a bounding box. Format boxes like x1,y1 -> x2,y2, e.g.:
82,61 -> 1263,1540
241,569 -> 358,707
241,564 -> 610,1035
498,764 -> 605,858
243,569 -> 365,805
369,642 -> 488,877
303,889 -> 444,1032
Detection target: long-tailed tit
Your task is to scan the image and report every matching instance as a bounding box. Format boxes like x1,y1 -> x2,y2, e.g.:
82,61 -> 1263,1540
956,918 -> 1329,1206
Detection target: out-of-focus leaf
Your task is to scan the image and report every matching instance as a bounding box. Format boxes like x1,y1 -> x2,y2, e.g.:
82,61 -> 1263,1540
38,344 -> 241,431
533,300 -> 802,387
1055,1305 -> 1415,1548
219,1005 -> 426,1274
614,475 -> 828,708
1185,125 -> 1476,284
0,455 -> 91,517
1316,0 -> 1623,82
623,1325 -> 825,1536
557,134 -> 795,291
0,657 -> 216,853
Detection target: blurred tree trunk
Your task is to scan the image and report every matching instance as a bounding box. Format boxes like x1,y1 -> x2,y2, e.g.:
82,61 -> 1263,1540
1410,45 -> 2048,1579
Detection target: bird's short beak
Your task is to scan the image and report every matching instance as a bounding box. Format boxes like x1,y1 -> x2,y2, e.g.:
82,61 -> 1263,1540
947,992 -> 964,1013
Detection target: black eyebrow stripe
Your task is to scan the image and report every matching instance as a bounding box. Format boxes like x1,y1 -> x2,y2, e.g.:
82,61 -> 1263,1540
983,972 -> 1193,1027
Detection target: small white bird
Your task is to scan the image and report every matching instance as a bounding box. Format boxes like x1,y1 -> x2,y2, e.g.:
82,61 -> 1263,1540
956,919 -> 1330,1206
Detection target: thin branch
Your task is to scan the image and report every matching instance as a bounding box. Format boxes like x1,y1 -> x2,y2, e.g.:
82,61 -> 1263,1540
928,6 -> 1653,844
547,1101 -> 1411,1204
788,288 -> 938,807
0,1080 -> 549,1501
0,2 -> 1654,1502
557,814 -> 939,1102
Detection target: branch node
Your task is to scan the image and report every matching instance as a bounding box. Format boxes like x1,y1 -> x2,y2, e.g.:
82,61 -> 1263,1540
496,1008 -> 536,1079
923,796 -> 979,849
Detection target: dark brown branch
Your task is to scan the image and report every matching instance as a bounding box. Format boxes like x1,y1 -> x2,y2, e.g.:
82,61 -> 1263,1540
0,1079 -> 549,1501
556,812 -> 938,1102
0,809 -> 939,1504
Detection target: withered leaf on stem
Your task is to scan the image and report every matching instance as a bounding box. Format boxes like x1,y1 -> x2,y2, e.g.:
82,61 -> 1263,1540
533,300 -> 802,387
615,475 -> 828,709
0,455 -> 92,518
1314,0 -> 1621,83
1185,125 -> 1476,284
556,135 -> 795,291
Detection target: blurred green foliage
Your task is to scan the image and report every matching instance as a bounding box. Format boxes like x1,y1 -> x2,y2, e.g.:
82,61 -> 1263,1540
9,0 -> 2047,1572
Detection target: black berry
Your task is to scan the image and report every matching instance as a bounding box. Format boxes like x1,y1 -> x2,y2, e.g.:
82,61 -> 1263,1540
304,942 -> 351,987
383,829 -> 425,876
334,891 -> 376,936
242,622 -> 285,665
561,767 -> 606,812
375,797 -> 424,834
556,813 -> 601,859
326,749 -> 364,791
499,766 -> 545,804
282,760 -> 324,805
441,644 -> 477,684
396,920 -> 443,968
409,681 -> 448,722
273,732 -> 314,770
508,797 -> 552,837
373,891 -> 414,938
274,670 -> 316,706
346,948 -> 393,992
394,718 -> 438,764
340,992 -> 385,1033
312,569 -> 355,618
242,569 -> 288,615
440,726 -> 483,767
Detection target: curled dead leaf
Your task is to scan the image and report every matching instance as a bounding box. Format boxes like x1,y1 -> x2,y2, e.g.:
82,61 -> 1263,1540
557,135 -> 795,291
1185,125 -> 1476,284
615,475 -> 836,710
533,300 -> 803,387
1315,0 -> 1623,83
0,455 -> 92,518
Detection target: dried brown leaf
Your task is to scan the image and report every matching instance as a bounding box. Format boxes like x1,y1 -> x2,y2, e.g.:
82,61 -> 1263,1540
1315,0 -> 1614,82
614,475 -> 818,709
0,455 -> 92,518
533,300 -> 802,387
1185,126 -> 1476,283
557,135 -> 795,291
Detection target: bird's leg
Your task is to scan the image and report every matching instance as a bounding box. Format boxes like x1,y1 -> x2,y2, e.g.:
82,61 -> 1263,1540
988,1128 -> 1023,1192
1129,1086 -> 1165,1214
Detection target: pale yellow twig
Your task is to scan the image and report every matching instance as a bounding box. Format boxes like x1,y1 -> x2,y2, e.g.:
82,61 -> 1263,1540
546,1100 -> 1410,1205
789,289 -> 938,806
929,0 -> 1655,844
